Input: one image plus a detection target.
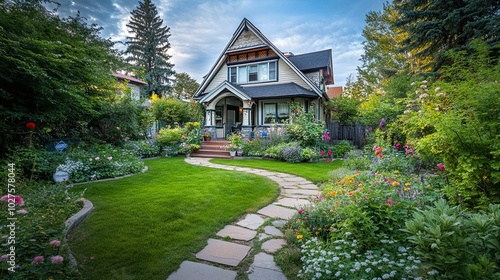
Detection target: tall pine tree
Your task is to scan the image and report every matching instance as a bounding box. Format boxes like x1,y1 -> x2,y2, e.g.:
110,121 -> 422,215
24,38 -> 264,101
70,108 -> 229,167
125,0 -> 174,97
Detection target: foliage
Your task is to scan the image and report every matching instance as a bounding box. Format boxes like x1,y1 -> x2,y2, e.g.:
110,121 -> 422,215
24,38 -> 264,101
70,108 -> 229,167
396,43 -> 500,208
298,237 -> 422,280
394,0 -> 500,72
332,141 -> 353,158
285,102 -> 325,147
0,0 -> 125,154
242,138 -> 266,157
154,126 -> 182,148
325,96 -> 360,124
226,133 -> 244,151
265,142 -> 297,160
403,200 -> 500,279
122,140 -> 161,158
169,72 -> 200,99
0,180 -> 83,279
150,97 -> 190,127
125,0 -> 174,96
282,145 -> 303,163
301,147 -> 320,161
54,144 -> 145,183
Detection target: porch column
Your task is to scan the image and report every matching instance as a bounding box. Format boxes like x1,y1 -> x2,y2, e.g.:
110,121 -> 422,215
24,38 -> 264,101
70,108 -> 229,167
242,108 -> 252,126
205,109 -> 215,126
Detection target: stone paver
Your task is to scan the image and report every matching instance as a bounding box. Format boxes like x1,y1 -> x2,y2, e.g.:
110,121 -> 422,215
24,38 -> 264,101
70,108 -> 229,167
217,225 -> 257,241
236,214 -> 265,230
264,226 -> 283,237
252,252 -> 282,271
181,157 -> 318,279
282,188 -> 320,196
274,197 -> 311,209
261,238 -> 286,253
196,239 -> 251,266
258,204 -> 296,219
248,267 -> 287,280
167,261 -> 236,280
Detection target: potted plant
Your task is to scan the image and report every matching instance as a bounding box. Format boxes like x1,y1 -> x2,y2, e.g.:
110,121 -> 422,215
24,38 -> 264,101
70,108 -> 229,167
201,128 -> 212,141
226,133 -> 244,157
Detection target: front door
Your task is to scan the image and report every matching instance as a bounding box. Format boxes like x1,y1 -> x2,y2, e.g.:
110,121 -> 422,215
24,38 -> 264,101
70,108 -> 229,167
226,109 -> 236,137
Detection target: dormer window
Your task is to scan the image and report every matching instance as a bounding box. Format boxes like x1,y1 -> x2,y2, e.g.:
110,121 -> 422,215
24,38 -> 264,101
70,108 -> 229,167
228,61 -> 277,84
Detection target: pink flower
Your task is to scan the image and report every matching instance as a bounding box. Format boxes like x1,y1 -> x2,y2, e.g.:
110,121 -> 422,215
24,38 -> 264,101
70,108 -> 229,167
323,132 -> 331,141
1,195 -> 24,206
95,157 -> 100,161
0,254 -> 8,261
1,235 -> 7,239
327,150 -> 333,157
437,163 -> 445,173
394,143 -> 401,150
51,255 -> 64,264
320,150 -> 325,157
32,256 -> 44,264
49,240 -> 61,247
16,209 -> 28,214
326,158 -> 332,163
107,156 -> 113,161
298,209 -> 304,214
386,199 -> 393,206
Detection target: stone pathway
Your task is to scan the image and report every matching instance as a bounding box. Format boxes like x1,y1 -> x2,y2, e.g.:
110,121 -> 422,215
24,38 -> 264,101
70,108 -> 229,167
166,157 -> 320,280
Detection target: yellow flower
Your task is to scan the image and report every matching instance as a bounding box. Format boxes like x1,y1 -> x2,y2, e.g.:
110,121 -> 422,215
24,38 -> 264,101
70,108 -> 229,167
297,234 -> 303,240
404,187 -> 410,191
392,181 -> 400,187
405,182 -> 411,187
394,170 -> 400,174
315,231 -> 320,236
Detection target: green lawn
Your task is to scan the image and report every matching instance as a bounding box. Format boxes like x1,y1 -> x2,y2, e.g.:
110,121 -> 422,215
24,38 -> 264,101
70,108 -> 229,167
210,158 -> 343,183
68,157 -> 279,280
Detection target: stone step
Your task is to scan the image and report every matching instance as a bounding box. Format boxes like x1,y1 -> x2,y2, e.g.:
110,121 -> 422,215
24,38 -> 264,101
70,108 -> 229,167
196,238 -> 251,267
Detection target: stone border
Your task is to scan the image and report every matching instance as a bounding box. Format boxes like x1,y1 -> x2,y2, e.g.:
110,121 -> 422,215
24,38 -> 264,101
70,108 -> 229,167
63,199 -> 94,267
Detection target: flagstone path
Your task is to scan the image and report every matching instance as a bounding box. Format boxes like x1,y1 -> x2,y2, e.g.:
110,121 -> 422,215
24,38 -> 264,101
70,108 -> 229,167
166,157 -> 321,280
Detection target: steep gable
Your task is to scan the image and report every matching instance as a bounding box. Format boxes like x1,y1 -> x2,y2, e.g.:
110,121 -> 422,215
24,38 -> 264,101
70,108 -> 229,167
193,18 -> 326,99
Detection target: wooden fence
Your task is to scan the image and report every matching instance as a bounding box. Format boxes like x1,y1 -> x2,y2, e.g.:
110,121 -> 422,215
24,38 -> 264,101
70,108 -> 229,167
326,122 -> 370,148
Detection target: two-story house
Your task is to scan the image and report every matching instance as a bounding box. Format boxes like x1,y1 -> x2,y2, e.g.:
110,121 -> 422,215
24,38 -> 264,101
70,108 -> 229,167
193,18 -> 333,139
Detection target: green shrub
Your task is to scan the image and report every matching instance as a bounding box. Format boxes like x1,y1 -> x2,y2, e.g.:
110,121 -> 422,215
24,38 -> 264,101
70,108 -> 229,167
155,126 -> 182,147
343,151 -> 371,170
242,138 -> 266,156
285,102 -> 325,147
123,140 -> 161,158
265,142 -> 300,160
332,140 -> 353,157
301,147 -> 319,161
282,145 -> 303,163
403,199 -> 500,279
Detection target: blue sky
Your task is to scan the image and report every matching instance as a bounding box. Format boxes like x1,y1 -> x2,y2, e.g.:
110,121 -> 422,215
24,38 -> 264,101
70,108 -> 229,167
51,0 -> 386,86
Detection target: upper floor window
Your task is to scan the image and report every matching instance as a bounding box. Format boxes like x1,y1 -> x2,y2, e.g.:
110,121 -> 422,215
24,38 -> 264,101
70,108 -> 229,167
229,61 -> 277,84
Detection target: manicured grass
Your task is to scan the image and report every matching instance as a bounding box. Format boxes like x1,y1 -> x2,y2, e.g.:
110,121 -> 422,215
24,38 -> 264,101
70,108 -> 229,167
210,158 -> 343,183
68,157 -> 279,280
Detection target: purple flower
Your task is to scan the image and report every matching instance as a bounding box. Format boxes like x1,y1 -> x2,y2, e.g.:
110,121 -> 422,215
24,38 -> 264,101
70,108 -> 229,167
32,256 -> 44,265
16,209 -> 28,214
298,209 -> 304,214
394,143 -> 401,150
51,255 -> 64,264
0,254 -> 9,261
379,118 -> 386,128
49,240 -> 61,247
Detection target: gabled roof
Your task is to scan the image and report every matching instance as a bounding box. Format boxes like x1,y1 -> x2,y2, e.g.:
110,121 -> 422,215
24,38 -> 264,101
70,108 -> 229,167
288,49 -> 332,72
112,73 -> 147,85
193,18 -> 326,99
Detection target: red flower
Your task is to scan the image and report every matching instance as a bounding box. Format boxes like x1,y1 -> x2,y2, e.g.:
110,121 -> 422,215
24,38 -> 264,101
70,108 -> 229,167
386,199 -> 393,206
26,122 -> 36,129
437,163 -> 445,173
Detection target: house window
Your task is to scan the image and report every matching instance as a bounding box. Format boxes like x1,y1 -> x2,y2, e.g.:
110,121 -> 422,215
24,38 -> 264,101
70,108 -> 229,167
229,61 -> 277,84
263,102 -> 289,124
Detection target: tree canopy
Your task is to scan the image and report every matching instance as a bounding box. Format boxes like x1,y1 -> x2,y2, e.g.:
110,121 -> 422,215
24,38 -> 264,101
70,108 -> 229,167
169,72 -> 200,99
125,0 -> 175,97
0,0 -> 125,153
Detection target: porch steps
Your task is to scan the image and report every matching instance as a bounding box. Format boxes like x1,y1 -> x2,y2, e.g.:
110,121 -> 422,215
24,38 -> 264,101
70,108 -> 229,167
191,140 -> 232,159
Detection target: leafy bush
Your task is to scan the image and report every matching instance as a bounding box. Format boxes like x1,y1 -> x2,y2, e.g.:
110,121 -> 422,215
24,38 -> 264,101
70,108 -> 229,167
123,140 -> 161,158
242,138 -> 266,157
0,180 -> 83,279
343,151 -> 371,170
301,147 -> 320,161
265,142 -> 300,160
403,199 -> 500,279
285,102 -> 325,147
282,145 -> 303,163
155,126 -> 182,147
332,140 -> 353,157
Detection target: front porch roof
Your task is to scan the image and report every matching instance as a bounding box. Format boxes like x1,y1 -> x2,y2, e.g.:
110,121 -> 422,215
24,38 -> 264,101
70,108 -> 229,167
198,81 -> 318,103
236,82 -> 318,99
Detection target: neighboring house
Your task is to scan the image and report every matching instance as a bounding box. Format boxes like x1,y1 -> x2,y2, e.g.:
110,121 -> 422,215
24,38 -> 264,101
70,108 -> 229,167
193,18 -> 334,139
112,73 -> 147,102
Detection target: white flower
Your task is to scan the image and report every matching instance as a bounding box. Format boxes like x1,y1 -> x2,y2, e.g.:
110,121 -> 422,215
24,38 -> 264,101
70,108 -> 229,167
365,268 -> 372,273
435,87 -> 441,92
428,269 -> 439,276
335,271 -> 341,277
